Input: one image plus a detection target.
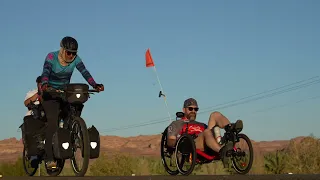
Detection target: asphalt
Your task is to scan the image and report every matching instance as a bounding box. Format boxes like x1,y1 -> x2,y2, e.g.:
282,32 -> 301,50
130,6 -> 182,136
1,175 -> 320,180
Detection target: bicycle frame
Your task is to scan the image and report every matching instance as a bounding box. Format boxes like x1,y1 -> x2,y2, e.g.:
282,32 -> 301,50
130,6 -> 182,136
21,83 -> 102,177
44,86 -> 99,129
60,103 -> 84,130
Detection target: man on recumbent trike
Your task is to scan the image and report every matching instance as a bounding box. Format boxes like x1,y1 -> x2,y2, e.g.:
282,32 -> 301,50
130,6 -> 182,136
166,98 -> 243,168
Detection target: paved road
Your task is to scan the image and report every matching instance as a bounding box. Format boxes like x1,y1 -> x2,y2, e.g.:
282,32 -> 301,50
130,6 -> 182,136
1,175 -> 320,180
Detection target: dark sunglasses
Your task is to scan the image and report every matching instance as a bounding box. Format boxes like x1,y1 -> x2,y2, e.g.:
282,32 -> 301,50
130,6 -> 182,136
188,107 -> 199,112
66,51 -> 77,56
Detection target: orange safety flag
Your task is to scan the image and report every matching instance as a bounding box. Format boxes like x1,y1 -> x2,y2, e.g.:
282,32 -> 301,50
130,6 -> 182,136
145,48 -> 155,67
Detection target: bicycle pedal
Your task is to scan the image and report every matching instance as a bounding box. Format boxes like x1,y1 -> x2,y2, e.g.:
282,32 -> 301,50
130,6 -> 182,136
49,166 -> 57,170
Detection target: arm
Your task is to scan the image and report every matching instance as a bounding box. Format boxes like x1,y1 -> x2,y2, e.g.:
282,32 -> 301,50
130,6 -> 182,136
75,57 -> 97,88
167,122 -> 179,147
41,53 -> 54,86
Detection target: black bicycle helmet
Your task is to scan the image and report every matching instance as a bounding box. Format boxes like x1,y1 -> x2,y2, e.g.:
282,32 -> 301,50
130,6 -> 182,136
60,36 -> 78,52
36,76 -> 41,83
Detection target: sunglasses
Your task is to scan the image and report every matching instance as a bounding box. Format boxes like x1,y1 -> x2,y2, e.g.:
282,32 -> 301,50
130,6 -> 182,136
66,51 -> 77,56
188,107 -> 199,112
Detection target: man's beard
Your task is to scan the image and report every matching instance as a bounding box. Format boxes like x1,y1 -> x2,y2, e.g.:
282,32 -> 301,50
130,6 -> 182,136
187,112 -> 196,121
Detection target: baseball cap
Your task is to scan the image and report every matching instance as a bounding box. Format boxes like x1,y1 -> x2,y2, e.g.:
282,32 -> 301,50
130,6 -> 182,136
183,98 -> 198,108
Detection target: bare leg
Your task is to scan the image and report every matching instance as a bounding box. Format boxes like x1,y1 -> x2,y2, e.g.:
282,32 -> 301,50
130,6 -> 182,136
203,111 -> 243,168
204,111 -> 231,152
203,129 -> 221,152
207,111 -> 231,129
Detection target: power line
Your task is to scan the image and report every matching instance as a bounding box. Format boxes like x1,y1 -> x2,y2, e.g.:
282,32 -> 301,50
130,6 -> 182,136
99,76 -> 320,133
235,94 -> 320,119
100,76 -> 320,133
199,76 -> 319,112
99,76 -> 319,132
101,93 -> 320,134
198,78 -> 320,114
99,119 -> 170,133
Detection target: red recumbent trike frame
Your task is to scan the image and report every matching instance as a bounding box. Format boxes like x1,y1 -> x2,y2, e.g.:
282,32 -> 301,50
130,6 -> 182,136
160,112 -> 254,176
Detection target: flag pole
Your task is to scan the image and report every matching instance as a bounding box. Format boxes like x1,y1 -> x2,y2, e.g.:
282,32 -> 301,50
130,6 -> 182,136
146,48 -> 172,123
152,66 -> 172,122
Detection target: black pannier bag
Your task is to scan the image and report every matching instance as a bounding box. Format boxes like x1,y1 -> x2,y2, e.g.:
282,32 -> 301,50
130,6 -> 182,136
52,128 -> 73,159
30,104 -> 46,122
64,83 -> 89,104
86,125 -> 100,159
22,115 -> 46,156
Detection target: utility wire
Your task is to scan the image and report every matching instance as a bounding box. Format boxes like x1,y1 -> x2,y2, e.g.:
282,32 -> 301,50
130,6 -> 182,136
198,78 -> 320,114
199,76 -> 319,112
234,94 -> 320,119
100,76 -> 319,132
99,76 -> 320,133
100,77 -> 320,133
100,93 -> 320,134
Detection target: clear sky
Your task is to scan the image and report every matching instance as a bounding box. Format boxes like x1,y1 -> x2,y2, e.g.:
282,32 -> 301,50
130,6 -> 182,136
0,0 -> 319,141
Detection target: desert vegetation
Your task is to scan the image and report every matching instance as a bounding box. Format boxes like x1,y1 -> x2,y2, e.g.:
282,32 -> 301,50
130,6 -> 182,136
1,135 -> 319,176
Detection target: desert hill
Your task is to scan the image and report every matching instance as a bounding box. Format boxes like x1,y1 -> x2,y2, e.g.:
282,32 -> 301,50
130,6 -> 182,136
0,134 -> 306,163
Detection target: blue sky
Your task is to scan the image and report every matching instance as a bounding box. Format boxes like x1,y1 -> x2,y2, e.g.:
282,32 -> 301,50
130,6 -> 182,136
0,0 -> 319,141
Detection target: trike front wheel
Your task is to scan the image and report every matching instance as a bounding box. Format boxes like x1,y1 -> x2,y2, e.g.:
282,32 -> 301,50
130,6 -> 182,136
175,134 -> 196,176
231,133 -> 254,174
160,128 -> 179,175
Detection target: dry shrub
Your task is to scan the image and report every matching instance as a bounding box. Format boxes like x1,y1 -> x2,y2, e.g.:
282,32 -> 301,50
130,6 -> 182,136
285,136 -> 320,174
264,150 -> 287,174
0,157 -> 26,176
89,152 -> 136,176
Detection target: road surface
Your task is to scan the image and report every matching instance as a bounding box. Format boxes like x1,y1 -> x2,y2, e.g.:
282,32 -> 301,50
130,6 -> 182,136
1,174 -> 320,180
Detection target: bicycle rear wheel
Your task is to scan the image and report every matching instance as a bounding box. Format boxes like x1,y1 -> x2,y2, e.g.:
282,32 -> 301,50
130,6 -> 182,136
22,147 -> 38,176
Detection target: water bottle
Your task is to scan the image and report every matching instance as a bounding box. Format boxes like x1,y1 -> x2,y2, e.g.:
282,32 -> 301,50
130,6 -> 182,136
213,126 -> 222,144
59,119 -> 64,128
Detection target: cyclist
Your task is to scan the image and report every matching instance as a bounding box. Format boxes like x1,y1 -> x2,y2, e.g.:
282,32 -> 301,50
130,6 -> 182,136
23,76 -> 42,168
166,98 -> 243,168
39,36 -> 104,169
24,76 -> 42,113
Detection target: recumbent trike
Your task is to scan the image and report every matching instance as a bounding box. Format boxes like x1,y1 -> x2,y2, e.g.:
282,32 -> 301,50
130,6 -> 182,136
160,112 -> 254,176
20,83 -> 101,177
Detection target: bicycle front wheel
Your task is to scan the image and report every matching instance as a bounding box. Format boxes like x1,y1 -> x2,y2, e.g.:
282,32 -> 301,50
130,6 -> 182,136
70,117 -> 90,177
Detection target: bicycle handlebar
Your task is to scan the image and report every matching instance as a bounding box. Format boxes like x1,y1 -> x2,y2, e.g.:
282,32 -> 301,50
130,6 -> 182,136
44,87 -> 100,94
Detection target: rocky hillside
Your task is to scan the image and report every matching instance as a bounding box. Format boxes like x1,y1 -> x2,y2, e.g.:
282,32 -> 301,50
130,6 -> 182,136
0,134 -> 306,163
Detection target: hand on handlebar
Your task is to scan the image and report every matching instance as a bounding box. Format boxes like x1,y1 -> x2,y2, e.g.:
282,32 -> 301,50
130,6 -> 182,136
41,84 -> 60,93
94,84 -> 104,92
